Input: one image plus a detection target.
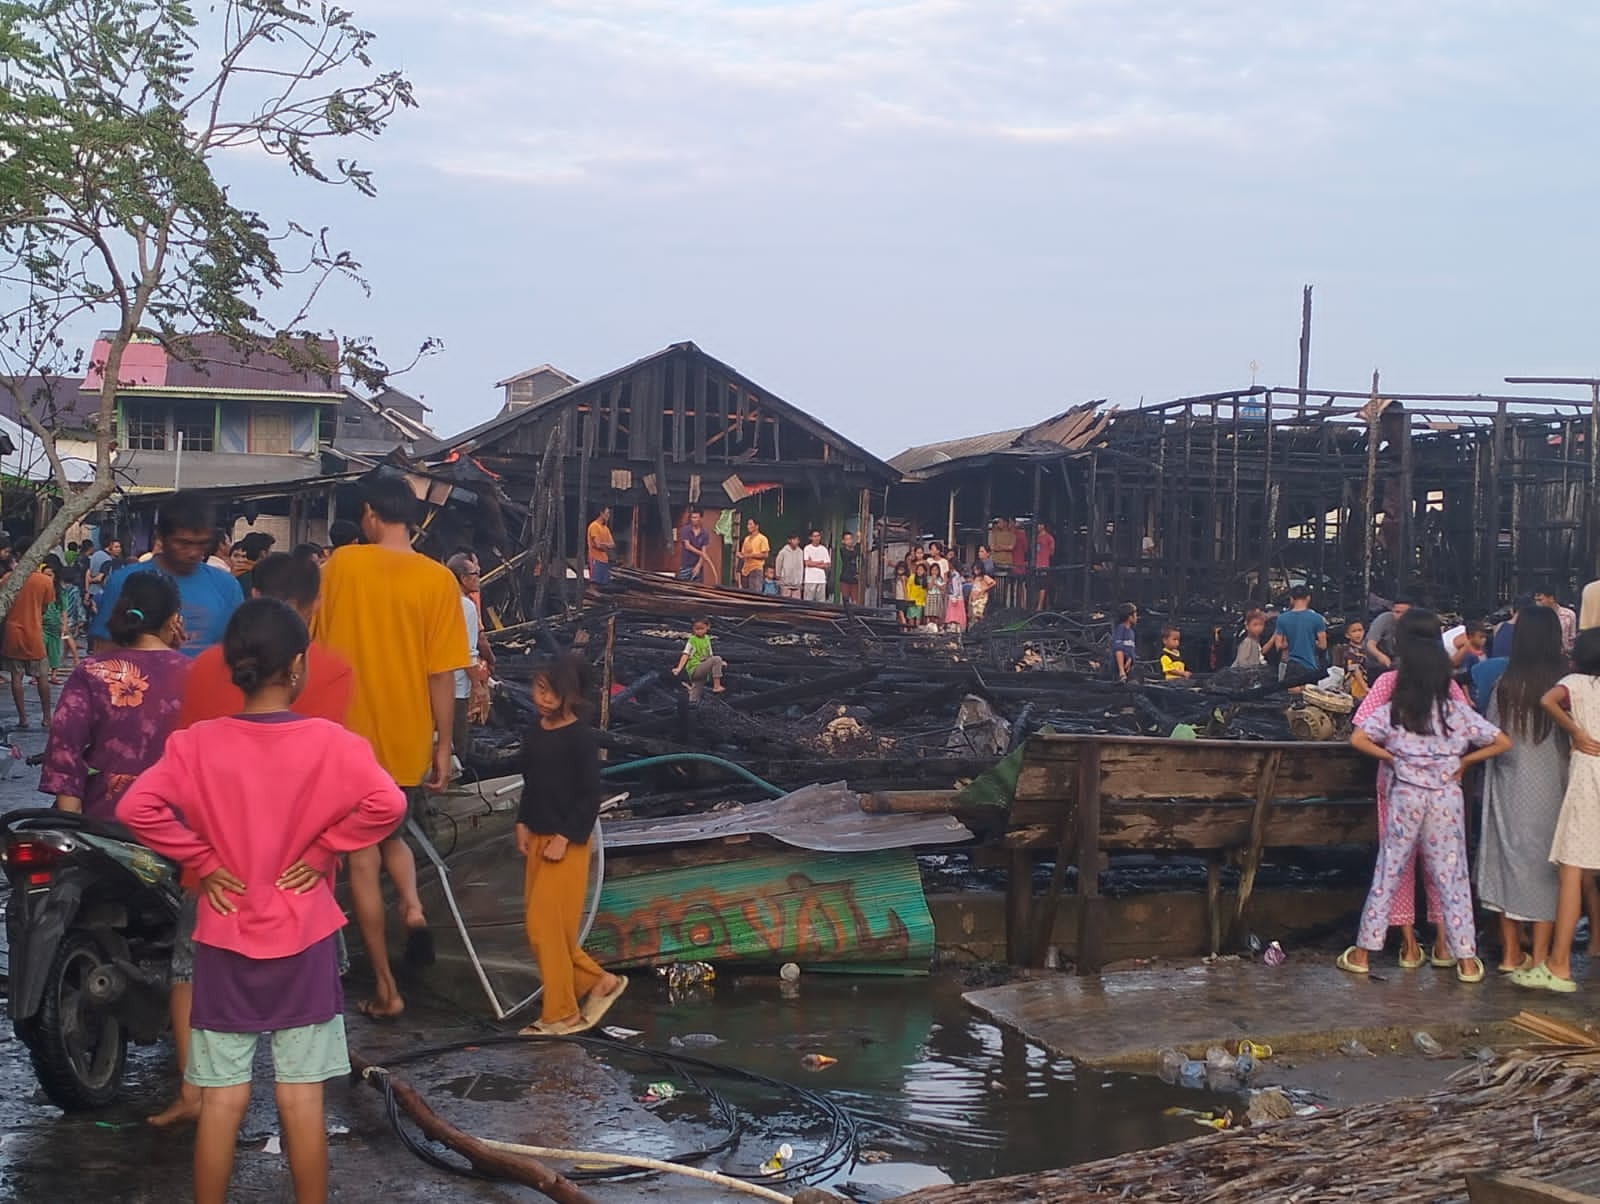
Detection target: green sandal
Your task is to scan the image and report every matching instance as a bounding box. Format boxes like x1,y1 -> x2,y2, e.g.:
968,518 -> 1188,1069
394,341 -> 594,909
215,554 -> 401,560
1455,957 -> 1485,984
1336,946 -> 1369,975
1511,963 -> 1578,994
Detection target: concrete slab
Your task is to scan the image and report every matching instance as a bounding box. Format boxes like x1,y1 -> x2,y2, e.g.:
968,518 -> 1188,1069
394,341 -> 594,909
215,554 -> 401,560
964,957 -> 1600,1069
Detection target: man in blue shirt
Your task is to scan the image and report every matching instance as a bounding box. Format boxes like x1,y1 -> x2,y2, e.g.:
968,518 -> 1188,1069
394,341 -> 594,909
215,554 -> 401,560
1271,585 -> 1328,686
90,492 -> 243,656
1111,602 -> 1138,681
1489,597 -> 1527,659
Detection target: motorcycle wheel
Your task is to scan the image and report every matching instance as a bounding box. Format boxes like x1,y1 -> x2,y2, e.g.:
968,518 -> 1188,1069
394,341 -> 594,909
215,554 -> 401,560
30,931 -> 128,1110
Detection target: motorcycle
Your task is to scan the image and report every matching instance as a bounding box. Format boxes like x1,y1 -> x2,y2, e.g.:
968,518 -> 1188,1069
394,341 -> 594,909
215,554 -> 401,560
2,807 -> 182,1109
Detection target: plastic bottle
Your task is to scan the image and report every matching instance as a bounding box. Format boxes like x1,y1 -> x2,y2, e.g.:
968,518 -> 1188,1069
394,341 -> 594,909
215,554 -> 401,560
1235,1048 -> 1257,1076
1178,1060 -> 1207,1089
1157,1047 -> 1186,1084
1413,1031 -> 1443,1057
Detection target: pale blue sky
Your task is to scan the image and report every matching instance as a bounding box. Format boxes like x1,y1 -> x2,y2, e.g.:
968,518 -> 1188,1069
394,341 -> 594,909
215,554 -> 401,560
251,1 -> 1600,455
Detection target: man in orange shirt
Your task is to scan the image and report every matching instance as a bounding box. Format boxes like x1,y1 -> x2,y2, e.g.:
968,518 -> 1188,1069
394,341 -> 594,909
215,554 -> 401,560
586,506 -> 614,584
176,552 -> 352,729
3,561 -> 56,728
312,475 -> 466,1020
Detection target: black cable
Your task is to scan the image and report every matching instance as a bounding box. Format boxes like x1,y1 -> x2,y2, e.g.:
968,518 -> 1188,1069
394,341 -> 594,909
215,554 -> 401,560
365,1031 -> 859,1186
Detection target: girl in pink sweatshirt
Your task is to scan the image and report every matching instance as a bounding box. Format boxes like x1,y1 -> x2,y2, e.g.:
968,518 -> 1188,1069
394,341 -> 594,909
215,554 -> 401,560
118,597 -> 405,1204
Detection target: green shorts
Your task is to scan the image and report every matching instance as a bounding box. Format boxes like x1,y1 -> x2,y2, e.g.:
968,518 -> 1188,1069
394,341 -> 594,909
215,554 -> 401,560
187,1016 -> 350,1088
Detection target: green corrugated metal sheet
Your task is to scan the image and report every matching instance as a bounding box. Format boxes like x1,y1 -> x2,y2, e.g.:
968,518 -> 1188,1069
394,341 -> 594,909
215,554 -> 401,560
587,848 -> 934,973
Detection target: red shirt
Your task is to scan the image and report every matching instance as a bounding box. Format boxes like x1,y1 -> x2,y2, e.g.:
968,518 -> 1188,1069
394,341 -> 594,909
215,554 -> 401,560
1035,528 -> 1056,569
2,570 -> 55,661
175,641 -> 354,730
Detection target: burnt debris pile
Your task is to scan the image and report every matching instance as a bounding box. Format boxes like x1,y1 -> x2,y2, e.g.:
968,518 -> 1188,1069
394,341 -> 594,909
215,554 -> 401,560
471,572 -> 1303,804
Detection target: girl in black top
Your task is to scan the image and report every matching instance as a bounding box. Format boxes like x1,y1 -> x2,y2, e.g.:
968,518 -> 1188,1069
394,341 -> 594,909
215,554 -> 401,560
515,654 -> 626,1034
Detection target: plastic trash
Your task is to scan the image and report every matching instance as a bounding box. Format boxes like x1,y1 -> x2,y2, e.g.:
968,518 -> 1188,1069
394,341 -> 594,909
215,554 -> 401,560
1043,945 -> 1061,970
640,1082 -> 678,1104
1262,941 -> 1286,967
761,1143 -> 795,1175
1178,1060 -> 1207,1089
670,1033 -> 723,1049
1339,1039 -> 1374,1058
1205,1046 -> 1237,1070
1228,1038 -> 1273,1060
1157,1047 -> 1187,1084
780,962 -> 801,983
1235,1048 -> 1257,1076
659,962 -> 717,990
801,1054 -> 837,1071
1413,1031 -> 1444,1057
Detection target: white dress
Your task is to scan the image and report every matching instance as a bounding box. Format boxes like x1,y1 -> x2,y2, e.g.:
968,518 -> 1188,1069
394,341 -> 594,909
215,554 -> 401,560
1549,675 -> 1600,869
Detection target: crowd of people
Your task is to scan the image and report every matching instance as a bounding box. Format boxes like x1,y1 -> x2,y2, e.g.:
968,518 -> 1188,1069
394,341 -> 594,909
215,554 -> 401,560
1110,581 -> 1600,995
0,481 -> 619,1204
583,506 -> 1060,622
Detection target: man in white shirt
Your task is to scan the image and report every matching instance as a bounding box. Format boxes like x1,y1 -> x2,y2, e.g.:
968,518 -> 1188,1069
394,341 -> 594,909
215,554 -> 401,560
774,534 -> 805,599
802,529 -> 831,603
447,554 -> 482,767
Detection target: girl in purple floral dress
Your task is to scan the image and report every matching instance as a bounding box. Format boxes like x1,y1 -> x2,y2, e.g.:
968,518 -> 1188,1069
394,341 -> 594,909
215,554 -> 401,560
1338,608 -> 1511,982
39,572 -> 189,820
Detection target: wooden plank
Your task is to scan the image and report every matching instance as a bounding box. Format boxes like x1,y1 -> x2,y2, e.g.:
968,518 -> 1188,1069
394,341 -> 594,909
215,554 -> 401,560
1001,800 -> 1376,851
1073,743 -> 1104,975
671,352 -> 687,463
1205,853 -> 1222,956
1005,850 -> 1032,966
1467,1171 -> 1600,1204
692,355 -> 707,465
1231,747 -> 1284,936
1014,737 -> 1373,805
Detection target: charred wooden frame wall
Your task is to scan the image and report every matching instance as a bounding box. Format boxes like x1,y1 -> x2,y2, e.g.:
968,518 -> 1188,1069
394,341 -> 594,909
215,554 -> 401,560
898,387 -> 1599,617
458,344 -> 896,591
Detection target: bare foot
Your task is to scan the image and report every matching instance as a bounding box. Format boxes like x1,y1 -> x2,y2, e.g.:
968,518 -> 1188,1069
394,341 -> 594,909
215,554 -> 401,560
148,1086 -> 202,1128
712,683 -> 726,694
589,973 -> 625,1000
401,901 -> 426,930
356,996 -> 405,1022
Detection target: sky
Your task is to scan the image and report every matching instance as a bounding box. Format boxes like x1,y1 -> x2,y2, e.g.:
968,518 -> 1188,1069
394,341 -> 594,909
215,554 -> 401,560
226,1 -> 1600,458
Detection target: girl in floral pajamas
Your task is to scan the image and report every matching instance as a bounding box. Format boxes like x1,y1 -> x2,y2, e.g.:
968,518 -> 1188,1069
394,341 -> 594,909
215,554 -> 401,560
1339,609 -> 1512,982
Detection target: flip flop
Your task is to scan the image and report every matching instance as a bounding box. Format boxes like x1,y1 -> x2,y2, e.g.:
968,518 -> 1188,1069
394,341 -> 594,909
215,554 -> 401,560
518,1016 -> 583,1038
1398,946 -> 1427,970
355,998 -> 404,1023
1335,946 -> 1368,975
1455,957 -> 1486,984
580,976 -> 629,1028
1430,949 -> 1455,968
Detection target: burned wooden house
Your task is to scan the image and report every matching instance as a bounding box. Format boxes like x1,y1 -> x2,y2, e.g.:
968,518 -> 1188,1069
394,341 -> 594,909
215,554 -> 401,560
416,342 -> 898,604
891,383 -> 1600,617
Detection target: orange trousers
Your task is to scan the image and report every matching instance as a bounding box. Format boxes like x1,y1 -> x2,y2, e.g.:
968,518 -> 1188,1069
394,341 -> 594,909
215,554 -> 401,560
523,835 -> 603,1024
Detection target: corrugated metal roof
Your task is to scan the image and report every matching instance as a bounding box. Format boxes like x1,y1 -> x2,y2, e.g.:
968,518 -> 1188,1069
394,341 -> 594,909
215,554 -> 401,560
890,402 -> 1113,478
83,334 -> 342,394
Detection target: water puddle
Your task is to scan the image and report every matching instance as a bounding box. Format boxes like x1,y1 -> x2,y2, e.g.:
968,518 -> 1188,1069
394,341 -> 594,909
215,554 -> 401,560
438,1072 -> 531,1103
608,971 -> 1243,1186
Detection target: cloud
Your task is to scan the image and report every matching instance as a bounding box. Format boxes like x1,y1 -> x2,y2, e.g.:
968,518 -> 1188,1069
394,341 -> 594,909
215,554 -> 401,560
363,1 -> 1508,189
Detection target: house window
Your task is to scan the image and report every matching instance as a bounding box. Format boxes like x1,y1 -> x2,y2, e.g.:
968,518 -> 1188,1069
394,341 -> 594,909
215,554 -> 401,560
172,404 -> 215,452
249,406 -> 293,454
124,402 -> 169,451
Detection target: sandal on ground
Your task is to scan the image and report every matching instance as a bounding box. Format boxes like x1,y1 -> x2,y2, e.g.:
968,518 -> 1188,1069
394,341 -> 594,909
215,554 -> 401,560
580,976 -> 629,1028
1455,957 -> 1486,984
519,1015 -> 586,1037
1511,963 -> 1578,994
1498,954 -> 1534,975
1430,948 -> 1455,968
1398,946 -> 1427,970
1335,946 -> 1369,975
